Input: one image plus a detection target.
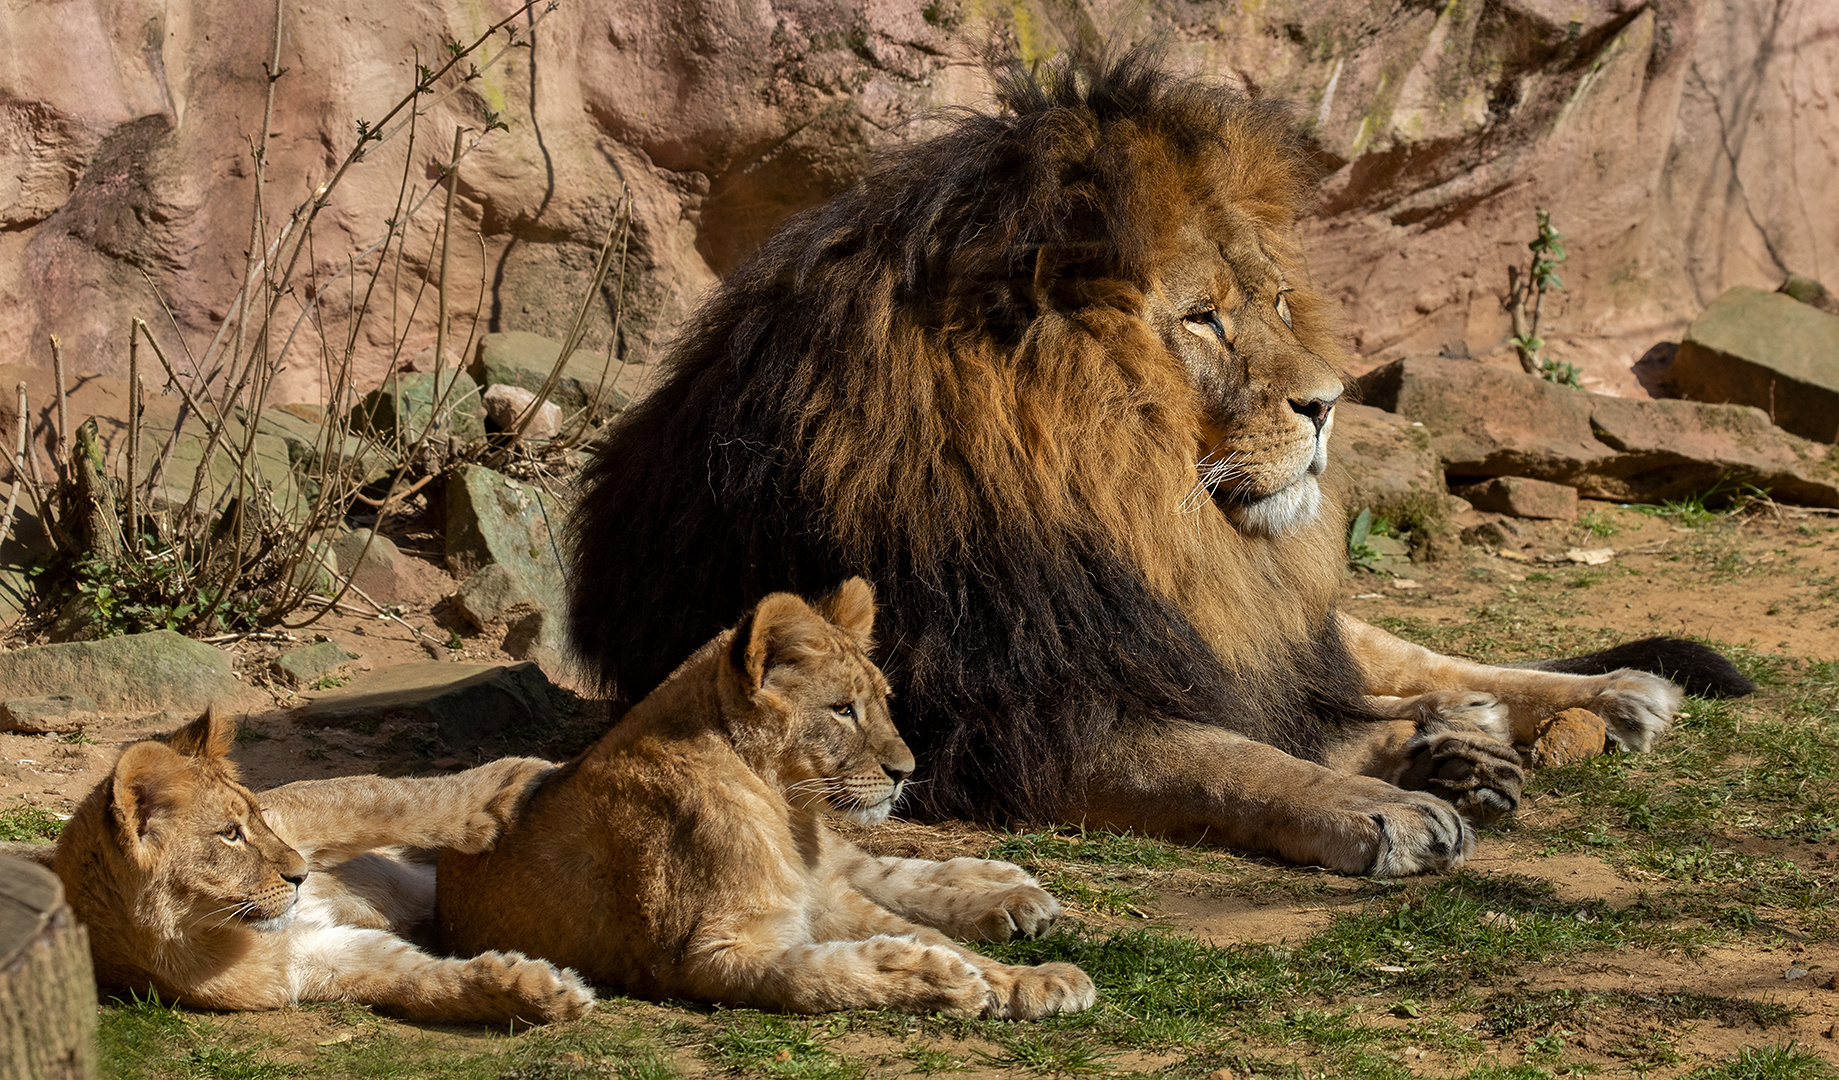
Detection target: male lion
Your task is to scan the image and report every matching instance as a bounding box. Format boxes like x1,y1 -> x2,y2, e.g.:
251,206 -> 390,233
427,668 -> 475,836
439,578 -> 1095,1018
567,52 -> 1751,877
7,709 -> 591,1023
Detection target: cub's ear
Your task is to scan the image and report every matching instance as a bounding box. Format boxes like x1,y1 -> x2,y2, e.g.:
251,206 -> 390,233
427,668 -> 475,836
731,592 -> 826,691
110,741 -> 188,853
816,576 -> 875,641
165,705 -> 236,761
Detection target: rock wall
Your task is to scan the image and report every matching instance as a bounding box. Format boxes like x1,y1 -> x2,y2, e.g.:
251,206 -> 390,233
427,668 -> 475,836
0,0 -> 1833,405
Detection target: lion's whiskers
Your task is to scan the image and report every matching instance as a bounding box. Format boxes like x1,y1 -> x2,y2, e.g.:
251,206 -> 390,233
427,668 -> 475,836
1177,448 -> 1252,515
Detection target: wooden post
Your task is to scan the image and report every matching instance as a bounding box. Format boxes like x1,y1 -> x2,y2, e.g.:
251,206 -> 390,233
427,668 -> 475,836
0,856 -> 97,1080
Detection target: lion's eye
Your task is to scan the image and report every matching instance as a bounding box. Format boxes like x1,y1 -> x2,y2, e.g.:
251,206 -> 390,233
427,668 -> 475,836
1183,308 -> 1227,345
833,703 -> 856,720
220,824 -> 246,843
1275,291 -> 1294,330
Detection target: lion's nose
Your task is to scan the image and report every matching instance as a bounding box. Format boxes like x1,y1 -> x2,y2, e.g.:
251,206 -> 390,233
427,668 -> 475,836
1289,395 -> 1335,435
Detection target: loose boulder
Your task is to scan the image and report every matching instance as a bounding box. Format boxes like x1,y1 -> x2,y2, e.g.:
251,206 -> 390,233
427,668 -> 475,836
293,660 -> 566,747
1451,476 -> 1579,521
0,631 -> 237,713
1355,357 -> 1839,507
1666,286 -> 1839,443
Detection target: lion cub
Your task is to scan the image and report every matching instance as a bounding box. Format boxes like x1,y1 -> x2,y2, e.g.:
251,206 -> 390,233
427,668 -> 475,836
438,578 -> 1095,1018
21,708 -> 591,1023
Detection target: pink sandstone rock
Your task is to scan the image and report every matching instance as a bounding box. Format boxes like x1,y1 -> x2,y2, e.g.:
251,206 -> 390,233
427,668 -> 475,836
0,0 -> 1833,412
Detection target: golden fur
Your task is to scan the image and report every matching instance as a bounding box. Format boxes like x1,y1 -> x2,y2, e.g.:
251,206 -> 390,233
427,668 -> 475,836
439,579 -> 1095,1018
564,52 -> 1724,878
35,709 -> 591,1023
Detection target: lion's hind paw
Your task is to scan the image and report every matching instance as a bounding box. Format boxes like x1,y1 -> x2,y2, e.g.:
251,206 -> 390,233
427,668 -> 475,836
1590,670 -> 1681,752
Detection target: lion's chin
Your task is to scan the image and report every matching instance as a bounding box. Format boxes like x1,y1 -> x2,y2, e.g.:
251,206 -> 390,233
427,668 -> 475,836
1222,476 -> 1322,537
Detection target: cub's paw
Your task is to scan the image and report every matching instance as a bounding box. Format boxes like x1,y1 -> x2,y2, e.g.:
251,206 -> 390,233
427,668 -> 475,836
1395,727 -> 1524,824
1587,670 -> 1681,751
980,962 -> 1096,1020
861,937 -> 992,1018
931,857 -> 1037,891
1299,777 -> 1474,877
957,885 -> 1062,943
465,950 -> 595,1023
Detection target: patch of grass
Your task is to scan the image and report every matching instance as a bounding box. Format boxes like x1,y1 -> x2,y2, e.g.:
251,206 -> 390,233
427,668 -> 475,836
706,1012 -> 861,1080
1683,1044 -> 1837,1079
985,826 -> 1184,870
97,990 -> 197,1080
0,801 -> 63,841
977,1030 -> 1112,1075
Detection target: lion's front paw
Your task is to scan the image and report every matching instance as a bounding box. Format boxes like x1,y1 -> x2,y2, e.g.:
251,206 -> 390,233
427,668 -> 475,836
960,885 -> 1062,943
1395,727 -> 1524,824
1296,777 -> 1474,877
1588,670 -> 1681,751
980,962 -> 1096,1020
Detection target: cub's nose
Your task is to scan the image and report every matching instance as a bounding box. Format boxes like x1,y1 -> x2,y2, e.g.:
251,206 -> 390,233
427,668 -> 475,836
281,867 -> 308,887
882,763 -> 912,784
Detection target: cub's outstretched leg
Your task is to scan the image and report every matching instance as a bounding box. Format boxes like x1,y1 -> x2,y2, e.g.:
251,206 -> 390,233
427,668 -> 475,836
260,757 -> 556,867
286,924 -> 592,1024
831,842 -> 1062,943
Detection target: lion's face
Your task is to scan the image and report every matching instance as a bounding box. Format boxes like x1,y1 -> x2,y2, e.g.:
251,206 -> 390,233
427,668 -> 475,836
1148,222 -> 1344,536
729,578 -> 915,825
105,711 -> 309,933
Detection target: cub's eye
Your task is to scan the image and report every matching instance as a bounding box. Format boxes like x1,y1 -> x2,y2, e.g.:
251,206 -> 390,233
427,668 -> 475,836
1182,308 -> 1228,345
1275,290 -> 1294,330
832,702 -> 856,720
220,824 -> 246,843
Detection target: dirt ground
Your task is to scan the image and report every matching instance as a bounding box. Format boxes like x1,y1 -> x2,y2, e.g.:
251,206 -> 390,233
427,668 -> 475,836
4,497 -> 1838,1077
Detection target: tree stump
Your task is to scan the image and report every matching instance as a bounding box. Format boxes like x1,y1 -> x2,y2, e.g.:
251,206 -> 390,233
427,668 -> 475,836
0,856 -> 96,1080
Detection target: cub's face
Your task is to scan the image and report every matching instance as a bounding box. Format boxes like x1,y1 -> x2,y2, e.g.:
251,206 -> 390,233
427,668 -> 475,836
1147,221 -> 1344,536
163,765 -> 307,932
772,635 -> 913,826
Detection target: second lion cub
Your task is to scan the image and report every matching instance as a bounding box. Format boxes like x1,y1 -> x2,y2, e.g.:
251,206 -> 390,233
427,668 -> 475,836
438,578 -> 1094,1018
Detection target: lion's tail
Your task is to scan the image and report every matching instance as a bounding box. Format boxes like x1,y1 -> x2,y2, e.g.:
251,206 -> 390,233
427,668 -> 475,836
1513,637 -> 1756,699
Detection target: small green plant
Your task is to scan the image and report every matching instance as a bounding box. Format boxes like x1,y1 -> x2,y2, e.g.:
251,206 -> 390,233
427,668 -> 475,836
1507,210 -> 1581,387
1347,507 -> 1388,573
1576,508 -> 1618,537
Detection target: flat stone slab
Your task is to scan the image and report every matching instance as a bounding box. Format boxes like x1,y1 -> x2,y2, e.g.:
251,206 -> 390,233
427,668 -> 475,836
272,641 -> 354,690
0,694 -> 99,733
0,631 -> 237,713
1355,356 -> 1839,507
1669,286 -> 1839,443
292,660 -> 565,746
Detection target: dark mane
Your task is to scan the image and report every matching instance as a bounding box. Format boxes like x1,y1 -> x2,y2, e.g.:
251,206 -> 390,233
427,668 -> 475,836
567,50 -> 1366,822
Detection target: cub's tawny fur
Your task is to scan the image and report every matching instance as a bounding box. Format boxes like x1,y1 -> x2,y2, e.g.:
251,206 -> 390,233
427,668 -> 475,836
26,709 -> 591,1023
565,49 -> 1752,877
439,579 -> 1095,1018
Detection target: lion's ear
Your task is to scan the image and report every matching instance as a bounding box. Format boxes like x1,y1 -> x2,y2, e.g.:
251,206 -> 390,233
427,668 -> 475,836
817,577 -> 876,641
110,741 -> 188,855
732,593 -> 827,691
165,706 -> 236,761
